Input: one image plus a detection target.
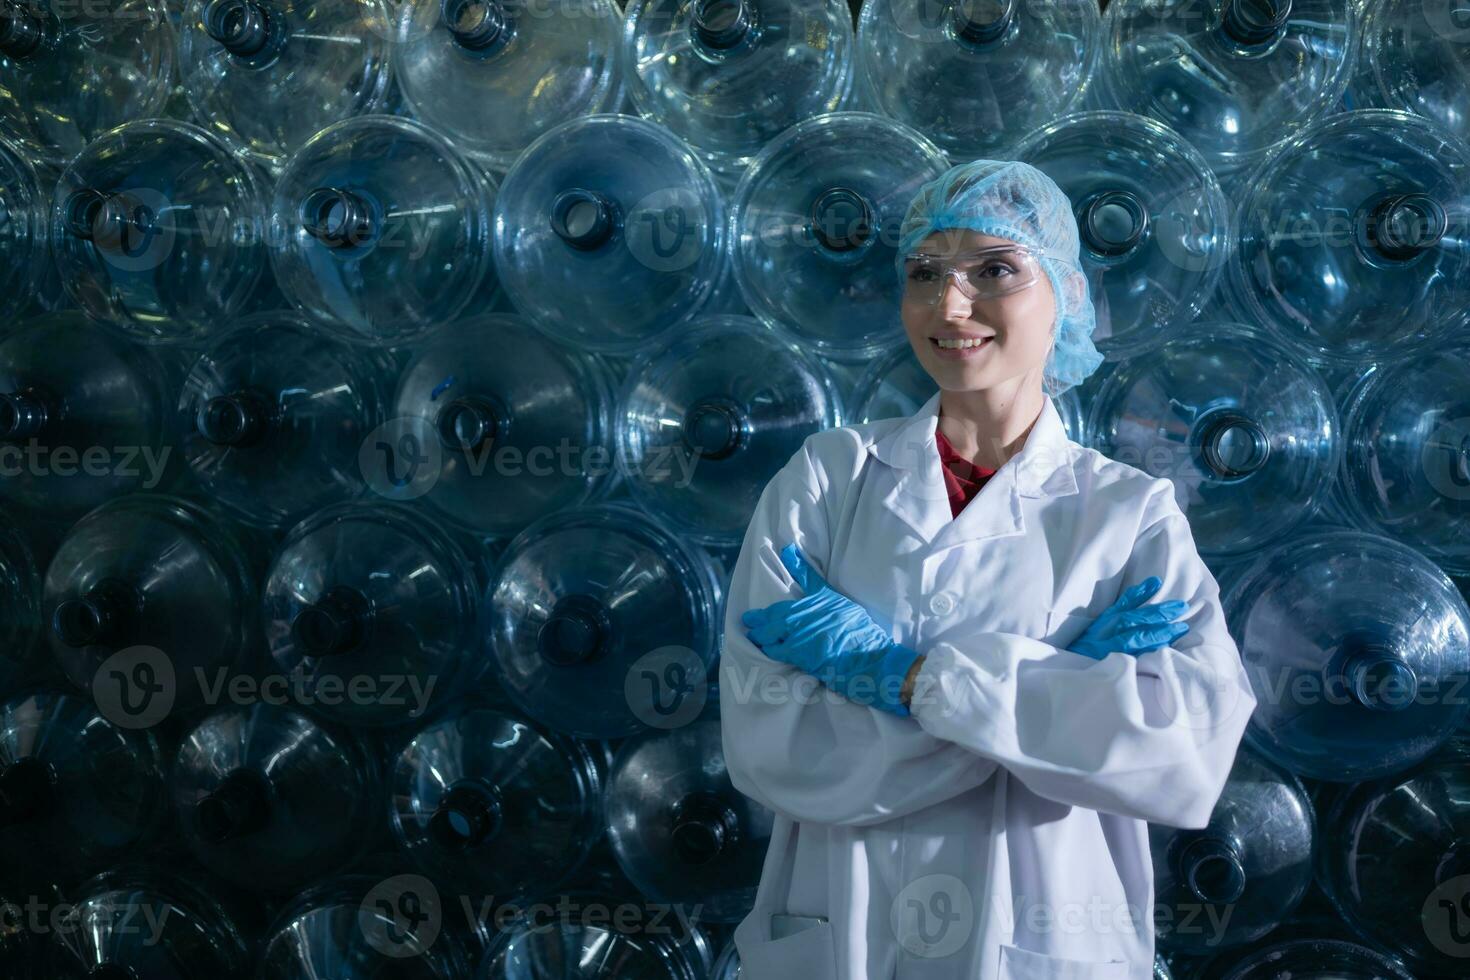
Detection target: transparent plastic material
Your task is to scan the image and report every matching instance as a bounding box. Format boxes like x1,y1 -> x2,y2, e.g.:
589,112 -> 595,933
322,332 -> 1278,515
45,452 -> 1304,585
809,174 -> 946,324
1149,747 -> 1315,954
0,691 -> 164,888
1365,0 -> 1470,144
0,136 -> 50,320
712,938 -> 740,980
0,518 -> 39,692
731,111 -> 950,361
1338,351 -> 1470,576
393,0 -> 625,170
52,120 -> 269,342
177,0 -> 395,169
1224,528 -> 1470,782
616,315 -> 842,545
604,716 -> 772,923
1086,322 -> 1340,558
1102,0 -> 1356,174
1320,737 -> 1470,975
0,0 -> 173,165
485,503 -> 723,739
1229,110 -> 1470,366
622,0 -> 855,176
257,874 -> 478,977
269,115 -> 497,343
179,312 -> 391,529
390,314 -> 618,535
857,0 -> 1099,161
172,703 -> 379,894
42,495 -> 260,713
0,313 -> 177,517
492,114 -> 729,355
263,502 -> 480,727
1015,110 -> 1230,355
476,888 -> 712,980
389,706 -> 602,896
902,244 -> 1056,303
41,869 -> 251,978
1214,939 -> 1414,980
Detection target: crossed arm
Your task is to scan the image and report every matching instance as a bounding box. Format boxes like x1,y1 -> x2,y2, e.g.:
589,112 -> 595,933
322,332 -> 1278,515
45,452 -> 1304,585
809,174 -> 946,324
718,437 -> 1258,830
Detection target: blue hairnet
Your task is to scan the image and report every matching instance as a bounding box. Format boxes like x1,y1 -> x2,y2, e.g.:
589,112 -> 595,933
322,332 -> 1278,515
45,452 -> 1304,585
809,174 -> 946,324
895,159 -> 1104,398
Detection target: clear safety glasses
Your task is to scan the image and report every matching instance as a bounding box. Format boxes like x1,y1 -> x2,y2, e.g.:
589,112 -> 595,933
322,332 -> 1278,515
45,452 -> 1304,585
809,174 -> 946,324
901,244 -> 1058,306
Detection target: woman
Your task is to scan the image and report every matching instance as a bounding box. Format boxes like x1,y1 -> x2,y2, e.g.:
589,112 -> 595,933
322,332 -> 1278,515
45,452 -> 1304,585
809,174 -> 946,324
718,160 -> 1258,980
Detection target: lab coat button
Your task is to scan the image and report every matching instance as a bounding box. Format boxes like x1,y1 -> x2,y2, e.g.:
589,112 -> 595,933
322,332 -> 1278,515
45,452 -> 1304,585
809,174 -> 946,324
929,591 -> 956,616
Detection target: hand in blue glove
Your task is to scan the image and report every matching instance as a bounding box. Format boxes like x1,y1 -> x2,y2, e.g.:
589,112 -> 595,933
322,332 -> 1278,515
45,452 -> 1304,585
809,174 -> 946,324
740,542 -> 922,717
1067,576 -> 1191,662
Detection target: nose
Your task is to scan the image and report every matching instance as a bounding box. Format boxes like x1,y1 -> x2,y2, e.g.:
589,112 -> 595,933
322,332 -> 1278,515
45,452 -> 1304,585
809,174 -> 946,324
937,269 -> 974,315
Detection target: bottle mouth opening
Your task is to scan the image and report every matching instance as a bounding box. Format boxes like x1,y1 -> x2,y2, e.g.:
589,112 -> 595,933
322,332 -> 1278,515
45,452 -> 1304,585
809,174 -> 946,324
429,782 -> 503,849
199,392 -> 273,447
1220,0 -> 1293,46
203,0 -> 284,61
443,0 -> 508,52
54,599 -> 104,647
293,586 -> 373,656
692,0 -> 755,50
950,0 -> 1016,46
549,188 -> 619,251
301,187 -> 376,250
0,0 -> 48,59
809,187 -> 874,254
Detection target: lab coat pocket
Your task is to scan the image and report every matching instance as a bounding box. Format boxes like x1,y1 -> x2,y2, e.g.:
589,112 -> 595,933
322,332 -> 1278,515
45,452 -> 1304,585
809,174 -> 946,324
997,942 -> 1129,980
732,908 -> 838,980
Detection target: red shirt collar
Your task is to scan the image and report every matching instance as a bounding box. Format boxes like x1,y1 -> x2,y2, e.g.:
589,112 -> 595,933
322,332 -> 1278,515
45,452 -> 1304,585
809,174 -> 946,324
935,427 -> 998,516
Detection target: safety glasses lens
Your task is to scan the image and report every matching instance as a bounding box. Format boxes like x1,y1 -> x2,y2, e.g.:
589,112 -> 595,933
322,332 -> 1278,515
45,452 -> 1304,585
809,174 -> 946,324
902,248 -> 1043,302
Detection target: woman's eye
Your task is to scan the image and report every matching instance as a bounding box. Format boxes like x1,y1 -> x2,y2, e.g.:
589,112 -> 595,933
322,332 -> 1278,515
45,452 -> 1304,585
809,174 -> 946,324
975,262 -> 1016,278
907,266 -> 938,282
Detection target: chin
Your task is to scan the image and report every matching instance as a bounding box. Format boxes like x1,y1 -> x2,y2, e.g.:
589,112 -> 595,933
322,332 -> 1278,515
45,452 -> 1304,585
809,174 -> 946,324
922,361 -> 995,390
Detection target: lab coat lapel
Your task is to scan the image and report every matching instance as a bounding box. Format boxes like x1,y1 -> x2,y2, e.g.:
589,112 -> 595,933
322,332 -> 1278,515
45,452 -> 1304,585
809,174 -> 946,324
866,390 -> 1079,552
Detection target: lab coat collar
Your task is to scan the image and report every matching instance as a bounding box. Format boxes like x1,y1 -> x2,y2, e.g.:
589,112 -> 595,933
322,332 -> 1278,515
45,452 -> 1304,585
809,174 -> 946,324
866,390 -> 1079,549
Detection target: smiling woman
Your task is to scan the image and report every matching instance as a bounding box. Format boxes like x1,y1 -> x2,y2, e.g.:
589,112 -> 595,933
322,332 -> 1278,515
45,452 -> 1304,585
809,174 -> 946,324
720,158 -> 1257,980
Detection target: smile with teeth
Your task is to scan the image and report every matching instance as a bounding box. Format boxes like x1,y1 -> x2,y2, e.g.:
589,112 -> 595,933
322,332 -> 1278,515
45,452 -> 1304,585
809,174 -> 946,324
931,337 -> 992,349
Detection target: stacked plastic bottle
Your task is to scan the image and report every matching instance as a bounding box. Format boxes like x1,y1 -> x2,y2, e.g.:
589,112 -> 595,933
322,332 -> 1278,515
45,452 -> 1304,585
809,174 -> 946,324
0,0 -> 1465,976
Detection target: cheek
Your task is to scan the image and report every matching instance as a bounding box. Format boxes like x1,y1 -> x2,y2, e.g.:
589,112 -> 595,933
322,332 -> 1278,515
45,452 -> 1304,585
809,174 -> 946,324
1001,292 -> 1057,353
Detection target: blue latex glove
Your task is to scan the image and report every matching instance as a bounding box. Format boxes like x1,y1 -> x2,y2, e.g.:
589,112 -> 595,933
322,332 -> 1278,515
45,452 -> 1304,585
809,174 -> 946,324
740,542 -> 922,717
1067,576 -> 1191,661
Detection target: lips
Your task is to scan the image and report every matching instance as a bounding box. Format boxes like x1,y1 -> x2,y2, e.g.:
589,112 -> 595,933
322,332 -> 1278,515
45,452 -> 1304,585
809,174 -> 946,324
929,336 -> 993,358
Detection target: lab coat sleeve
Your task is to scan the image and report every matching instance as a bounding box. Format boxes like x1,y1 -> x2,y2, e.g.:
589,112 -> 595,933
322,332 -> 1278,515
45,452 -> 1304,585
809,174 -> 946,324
908,478 -> 1259,829
719,435 -> 1002,827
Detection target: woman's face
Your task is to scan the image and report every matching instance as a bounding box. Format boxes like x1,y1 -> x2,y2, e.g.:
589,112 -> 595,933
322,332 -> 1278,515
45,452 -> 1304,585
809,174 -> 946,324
899,229 -> 1057,393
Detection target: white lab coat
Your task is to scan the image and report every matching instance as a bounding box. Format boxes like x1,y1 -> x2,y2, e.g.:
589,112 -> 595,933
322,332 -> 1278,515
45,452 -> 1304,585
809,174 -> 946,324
718,390 -> 1258,980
